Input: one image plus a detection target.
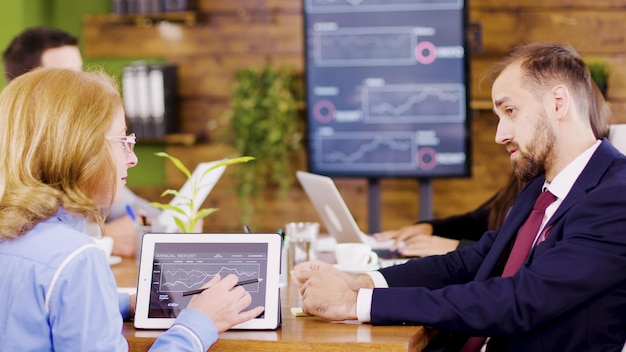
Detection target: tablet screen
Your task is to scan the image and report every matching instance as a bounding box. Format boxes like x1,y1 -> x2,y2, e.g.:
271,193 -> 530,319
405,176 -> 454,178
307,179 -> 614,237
148,242 -> 268,319
135,233 -> 281,330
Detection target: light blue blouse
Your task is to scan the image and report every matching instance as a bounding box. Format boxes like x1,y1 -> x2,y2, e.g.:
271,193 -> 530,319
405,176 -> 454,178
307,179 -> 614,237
0,208 -> 218,351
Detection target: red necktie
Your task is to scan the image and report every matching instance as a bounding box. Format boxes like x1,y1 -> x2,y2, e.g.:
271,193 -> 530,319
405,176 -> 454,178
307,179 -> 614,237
502,190 -> 556,277
460,190 -> 557,352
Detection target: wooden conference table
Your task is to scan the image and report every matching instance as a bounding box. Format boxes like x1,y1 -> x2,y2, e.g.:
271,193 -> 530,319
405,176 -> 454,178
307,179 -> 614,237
112,257 -> 429,352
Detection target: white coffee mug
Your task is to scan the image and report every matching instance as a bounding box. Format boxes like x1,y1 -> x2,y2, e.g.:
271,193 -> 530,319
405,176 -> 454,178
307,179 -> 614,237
335,243 -> 378,270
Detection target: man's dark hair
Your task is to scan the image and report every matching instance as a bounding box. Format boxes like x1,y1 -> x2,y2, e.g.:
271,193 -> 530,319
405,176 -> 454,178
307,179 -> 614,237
3,27 -> 78,82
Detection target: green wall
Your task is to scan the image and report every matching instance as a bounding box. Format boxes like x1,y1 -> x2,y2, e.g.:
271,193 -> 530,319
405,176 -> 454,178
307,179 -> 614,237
0,0 -> 166,187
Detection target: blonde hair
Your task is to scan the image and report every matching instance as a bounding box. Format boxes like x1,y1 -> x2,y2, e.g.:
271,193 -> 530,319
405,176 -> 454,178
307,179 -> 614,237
0,68 -> 122,238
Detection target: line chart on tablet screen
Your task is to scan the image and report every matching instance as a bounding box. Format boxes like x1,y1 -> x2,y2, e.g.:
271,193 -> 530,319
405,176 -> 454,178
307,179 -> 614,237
158,263 -> 261,292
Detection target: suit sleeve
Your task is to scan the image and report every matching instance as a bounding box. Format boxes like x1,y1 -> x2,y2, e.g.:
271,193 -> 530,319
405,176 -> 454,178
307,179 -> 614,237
379,228 -> 497,290
370,184 -> 626,336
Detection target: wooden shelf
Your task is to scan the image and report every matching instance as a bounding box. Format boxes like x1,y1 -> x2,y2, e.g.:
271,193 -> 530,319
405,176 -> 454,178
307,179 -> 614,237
136,133 -> 197,146
470,99 -> 493,111
84,11 -> 197,27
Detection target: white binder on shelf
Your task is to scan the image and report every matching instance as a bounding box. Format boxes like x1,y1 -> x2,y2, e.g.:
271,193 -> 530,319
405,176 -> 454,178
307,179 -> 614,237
122,62 -> 178,139
148,64 -> 178,138
134,63 -> 152,138
122,65 -> 142,137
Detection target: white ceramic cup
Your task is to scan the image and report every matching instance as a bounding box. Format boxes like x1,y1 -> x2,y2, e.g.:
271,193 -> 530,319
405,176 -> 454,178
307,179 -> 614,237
334,243 -> 378,270
94,236 -> 114,258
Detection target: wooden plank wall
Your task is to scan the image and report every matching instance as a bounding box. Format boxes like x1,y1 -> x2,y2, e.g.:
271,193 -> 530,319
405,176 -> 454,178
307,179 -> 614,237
83,0 -> 626,233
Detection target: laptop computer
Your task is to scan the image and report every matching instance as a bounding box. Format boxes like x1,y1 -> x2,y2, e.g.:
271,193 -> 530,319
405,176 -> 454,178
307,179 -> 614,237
296,171 -> 410,266
154,160 -> 227,232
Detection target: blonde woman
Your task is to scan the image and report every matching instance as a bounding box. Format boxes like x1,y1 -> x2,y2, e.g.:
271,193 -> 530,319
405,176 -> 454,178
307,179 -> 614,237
0,68 -> 263,351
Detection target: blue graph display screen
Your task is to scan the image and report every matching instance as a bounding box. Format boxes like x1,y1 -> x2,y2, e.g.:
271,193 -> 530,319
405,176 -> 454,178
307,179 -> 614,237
303,0 -> 470,177
148,243 -> 267,319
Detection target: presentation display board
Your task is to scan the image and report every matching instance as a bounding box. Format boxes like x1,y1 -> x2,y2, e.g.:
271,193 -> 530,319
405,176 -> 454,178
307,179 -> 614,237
303,0 -> 470,178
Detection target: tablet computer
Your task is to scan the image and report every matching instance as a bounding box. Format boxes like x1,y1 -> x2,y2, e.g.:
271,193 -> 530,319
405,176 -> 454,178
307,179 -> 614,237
134,232 -> 282,330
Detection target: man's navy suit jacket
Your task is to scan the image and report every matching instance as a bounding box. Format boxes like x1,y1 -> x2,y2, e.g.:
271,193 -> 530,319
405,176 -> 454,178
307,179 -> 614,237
375,140 -> 626,351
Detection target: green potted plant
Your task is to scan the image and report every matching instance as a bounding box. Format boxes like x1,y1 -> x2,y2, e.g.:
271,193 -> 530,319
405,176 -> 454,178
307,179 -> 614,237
221,64 -> 304,220
587,59 -> 611,98
149,152 -> 254,232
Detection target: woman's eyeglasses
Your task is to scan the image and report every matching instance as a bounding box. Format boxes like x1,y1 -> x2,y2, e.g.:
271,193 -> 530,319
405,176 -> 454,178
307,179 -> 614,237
106,133 -> 136,153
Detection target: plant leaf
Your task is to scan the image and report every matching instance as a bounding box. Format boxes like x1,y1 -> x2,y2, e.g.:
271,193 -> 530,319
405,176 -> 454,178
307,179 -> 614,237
173,216 -> 190,232
155,152 -> 191,179
149,202 -> 187,216
194,208 -> 219,221
159,189 -> 179,197
199,156 -> 256,179
154,152 -> 254,233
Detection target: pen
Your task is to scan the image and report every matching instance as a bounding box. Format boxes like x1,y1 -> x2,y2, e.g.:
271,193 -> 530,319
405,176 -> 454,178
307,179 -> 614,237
125,204 -> 137,222
243,225 -> 252,234
277,229 -> 285,248
139,213 -> 148,226
181,278 -> 262,297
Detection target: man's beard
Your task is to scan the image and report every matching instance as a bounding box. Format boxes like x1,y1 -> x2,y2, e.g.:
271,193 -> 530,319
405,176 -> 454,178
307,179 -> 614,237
511,115 -> 555,182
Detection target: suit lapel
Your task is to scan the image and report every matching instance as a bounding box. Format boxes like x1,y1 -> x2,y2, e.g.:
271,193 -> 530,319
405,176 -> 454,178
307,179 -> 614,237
544,139 -> 618,230
477,139 -> 621,279
474,178 -> 543,280
533,141 -> 620,261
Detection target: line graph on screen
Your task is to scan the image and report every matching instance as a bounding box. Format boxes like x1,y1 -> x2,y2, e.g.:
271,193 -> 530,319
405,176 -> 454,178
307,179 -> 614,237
159,263 -> 261,292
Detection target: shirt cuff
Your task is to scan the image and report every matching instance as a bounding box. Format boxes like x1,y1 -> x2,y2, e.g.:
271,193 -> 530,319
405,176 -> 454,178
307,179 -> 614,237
174,308 -> 219,350
356,271 -> 389,323
367,271 -> 389,288
117,292 -> 131,321
356,288 -> 373,322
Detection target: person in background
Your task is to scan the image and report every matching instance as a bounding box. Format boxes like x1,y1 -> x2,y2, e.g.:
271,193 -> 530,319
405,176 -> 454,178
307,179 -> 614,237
2,26 -> 159,256
374,81 -> 611,257
294,42 -> 626,351
0,67 -> 264,351
375,174 -> 522,257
